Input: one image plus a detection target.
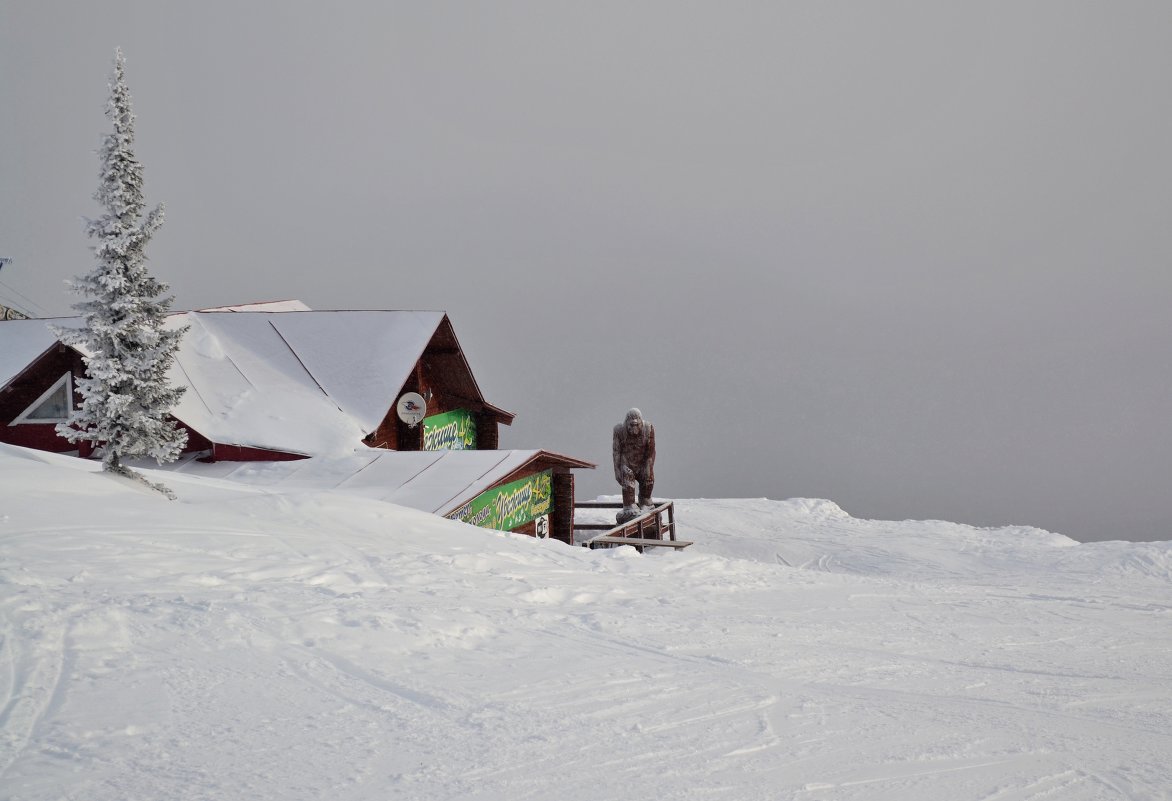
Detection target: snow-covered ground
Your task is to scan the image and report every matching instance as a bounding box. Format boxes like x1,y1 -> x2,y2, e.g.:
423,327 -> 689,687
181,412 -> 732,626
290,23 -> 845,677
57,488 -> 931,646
2,444 -> 1169,800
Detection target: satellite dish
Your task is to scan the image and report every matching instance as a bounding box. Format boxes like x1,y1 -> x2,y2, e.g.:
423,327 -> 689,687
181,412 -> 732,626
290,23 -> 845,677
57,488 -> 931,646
396,392 -> 427,427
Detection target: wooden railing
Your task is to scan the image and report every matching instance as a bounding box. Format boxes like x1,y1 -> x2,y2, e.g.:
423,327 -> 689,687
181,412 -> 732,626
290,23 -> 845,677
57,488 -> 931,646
574,500 -> 692,551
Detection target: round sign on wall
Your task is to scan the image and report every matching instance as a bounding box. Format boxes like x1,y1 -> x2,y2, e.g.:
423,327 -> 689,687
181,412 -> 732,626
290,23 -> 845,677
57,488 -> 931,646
396,392 -> 427,426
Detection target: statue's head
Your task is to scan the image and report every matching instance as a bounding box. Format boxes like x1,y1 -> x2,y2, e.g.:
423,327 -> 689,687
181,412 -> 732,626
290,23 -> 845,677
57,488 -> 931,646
624,408 -> 643,436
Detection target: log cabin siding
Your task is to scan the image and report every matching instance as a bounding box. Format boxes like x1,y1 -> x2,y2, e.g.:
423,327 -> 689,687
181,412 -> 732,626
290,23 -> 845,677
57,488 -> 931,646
0,346 -> 85,452
211,443 -> 307,462
552,470 -> 575,545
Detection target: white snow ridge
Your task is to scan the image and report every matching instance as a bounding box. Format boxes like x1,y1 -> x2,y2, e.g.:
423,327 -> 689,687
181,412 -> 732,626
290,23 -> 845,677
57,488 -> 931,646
1,444 -> 1169,800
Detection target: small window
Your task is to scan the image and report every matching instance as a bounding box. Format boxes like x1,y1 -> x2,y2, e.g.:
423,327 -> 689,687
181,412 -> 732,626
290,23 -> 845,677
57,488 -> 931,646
10,373 -> 74,425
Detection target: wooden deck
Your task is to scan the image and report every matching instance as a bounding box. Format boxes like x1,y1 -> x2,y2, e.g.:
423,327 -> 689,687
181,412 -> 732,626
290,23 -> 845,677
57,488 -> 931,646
574,501 -> 693,552
586,535 -> 693,550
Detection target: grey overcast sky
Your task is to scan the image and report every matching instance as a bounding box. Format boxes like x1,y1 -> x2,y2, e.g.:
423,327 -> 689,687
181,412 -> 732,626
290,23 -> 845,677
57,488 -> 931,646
3,3 -> 1171,542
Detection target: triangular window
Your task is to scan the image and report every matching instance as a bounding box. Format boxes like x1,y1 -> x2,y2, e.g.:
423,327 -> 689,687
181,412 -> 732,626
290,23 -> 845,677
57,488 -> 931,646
11,373 -> 73,425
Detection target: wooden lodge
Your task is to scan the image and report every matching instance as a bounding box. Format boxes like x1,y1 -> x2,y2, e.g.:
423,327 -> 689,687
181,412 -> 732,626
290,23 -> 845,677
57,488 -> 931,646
0,301 -> 594,544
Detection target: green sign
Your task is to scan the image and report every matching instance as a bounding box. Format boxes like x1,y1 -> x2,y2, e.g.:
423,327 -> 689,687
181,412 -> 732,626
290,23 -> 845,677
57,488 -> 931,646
423,409 -> 477,451
447,470 -> 552,531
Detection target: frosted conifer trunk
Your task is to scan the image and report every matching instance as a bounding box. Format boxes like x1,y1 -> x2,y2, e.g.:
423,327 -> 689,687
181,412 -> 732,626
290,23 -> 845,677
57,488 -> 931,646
55,48 -> 187,497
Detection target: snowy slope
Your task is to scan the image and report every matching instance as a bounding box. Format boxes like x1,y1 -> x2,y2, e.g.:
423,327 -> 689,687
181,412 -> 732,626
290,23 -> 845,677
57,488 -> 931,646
1,445 -> 1169,800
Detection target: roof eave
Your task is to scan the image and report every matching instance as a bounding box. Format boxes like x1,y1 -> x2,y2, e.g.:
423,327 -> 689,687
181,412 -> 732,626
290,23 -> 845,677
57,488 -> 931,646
0,341 -> 78,394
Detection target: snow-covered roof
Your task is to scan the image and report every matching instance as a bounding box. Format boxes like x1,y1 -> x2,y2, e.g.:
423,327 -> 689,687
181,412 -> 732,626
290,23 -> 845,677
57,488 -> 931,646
194,299 -> 312,313
167,310 -> 453,456
0,317 -> 83,390
172,448 -> 590,517
1,305 -> 508,458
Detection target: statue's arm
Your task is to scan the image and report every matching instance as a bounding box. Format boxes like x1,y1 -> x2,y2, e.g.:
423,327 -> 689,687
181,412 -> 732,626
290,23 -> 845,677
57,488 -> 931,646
647,424 -> 656,482
612,426 -> 623,482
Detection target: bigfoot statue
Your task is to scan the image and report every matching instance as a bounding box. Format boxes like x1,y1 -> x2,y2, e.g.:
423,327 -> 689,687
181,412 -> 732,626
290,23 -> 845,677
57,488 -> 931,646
613,408 -> 656,523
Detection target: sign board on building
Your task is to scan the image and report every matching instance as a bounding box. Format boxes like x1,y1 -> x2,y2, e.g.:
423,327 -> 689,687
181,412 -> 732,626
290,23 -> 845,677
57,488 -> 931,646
446,470 -> 552,532
422,408 -> 477,451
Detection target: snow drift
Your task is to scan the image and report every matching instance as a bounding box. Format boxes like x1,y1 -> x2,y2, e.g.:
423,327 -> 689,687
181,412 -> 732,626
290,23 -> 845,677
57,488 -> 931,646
1,444 -> 1169,800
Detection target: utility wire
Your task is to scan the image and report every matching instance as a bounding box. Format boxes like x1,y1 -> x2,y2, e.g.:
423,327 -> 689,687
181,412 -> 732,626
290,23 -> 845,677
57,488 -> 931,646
0,278 -> 54,317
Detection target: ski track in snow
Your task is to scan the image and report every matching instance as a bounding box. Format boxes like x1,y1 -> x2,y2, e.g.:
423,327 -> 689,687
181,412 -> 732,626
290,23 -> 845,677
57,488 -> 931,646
1,451 -> 1170,800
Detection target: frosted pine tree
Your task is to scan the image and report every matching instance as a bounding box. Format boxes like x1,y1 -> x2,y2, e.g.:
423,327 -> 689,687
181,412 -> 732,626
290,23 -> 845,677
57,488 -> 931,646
56,48 -> 187,497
